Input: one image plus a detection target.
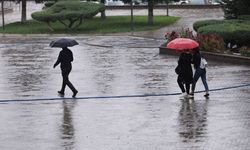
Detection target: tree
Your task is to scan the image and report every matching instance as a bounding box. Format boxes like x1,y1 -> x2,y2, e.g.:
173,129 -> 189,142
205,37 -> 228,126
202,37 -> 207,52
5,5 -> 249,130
31,1 -> 105,31
221,0 -> 250,19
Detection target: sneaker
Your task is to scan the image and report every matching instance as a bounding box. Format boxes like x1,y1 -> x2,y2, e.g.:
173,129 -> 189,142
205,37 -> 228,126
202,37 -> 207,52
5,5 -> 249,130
58,91 -> 65,95
179,93 -> 187,99
204,93 -> 209,97
72,90 -> 78,98
187,94 -> 194,98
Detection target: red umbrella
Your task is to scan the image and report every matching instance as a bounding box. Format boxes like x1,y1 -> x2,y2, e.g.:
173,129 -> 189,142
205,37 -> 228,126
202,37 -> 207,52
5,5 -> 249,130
166,38 -> 199,51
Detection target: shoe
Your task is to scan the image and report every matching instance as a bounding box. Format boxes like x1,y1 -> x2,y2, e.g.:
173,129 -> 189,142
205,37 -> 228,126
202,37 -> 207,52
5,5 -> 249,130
58,91 -> 65,95
204,93 -> 209,97
72,90 -> 78,98
179,93 -> 187,99
187,94 -> 194,98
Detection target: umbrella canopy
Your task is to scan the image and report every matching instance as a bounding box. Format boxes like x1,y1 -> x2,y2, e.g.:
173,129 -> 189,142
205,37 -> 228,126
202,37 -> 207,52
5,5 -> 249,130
166,38 -> 199,51
50,38 -> 79,48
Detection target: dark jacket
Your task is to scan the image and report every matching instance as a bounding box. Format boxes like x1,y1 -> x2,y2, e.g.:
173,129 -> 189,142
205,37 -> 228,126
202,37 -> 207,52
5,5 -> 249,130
54,47 -> 73,70
178,52 -> 193,84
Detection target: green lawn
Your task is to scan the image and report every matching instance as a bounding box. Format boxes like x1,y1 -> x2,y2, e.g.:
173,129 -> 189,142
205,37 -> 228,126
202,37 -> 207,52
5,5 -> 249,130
0,15 -> 180,34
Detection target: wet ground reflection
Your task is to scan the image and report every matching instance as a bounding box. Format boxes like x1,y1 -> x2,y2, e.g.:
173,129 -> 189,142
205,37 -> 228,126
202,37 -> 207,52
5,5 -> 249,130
178,99 -> 208,142
60,101 -> 76,150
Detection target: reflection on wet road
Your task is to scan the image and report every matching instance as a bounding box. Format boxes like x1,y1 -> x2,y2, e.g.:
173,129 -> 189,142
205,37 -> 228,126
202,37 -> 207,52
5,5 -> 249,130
0,36 -> 250,150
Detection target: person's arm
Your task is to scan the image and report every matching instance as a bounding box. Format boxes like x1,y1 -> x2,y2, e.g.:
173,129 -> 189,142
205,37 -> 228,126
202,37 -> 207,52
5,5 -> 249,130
70,50 -> 73,62
53,52 -> 61,68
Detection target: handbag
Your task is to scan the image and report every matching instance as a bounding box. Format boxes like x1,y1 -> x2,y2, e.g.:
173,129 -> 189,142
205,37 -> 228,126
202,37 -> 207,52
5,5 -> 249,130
175,65 -> 181,75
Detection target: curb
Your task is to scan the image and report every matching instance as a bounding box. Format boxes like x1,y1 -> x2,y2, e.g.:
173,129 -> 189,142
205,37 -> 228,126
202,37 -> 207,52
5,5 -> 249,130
159,46 -> 250,66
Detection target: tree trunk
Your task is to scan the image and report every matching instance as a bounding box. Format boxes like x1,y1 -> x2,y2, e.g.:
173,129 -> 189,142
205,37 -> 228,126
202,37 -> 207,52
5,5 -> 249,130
100,0 -> 106,19
148,0 -> 154,25
1,0 -> 5,30
21,0 -> 26,23
166,0 -> 169,16
101,11 -> 106,19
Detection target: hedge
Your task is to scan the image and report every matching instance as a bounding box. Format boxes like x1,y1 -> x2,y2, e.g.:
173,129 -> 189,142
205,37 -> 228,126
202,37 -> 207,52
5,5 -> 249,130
193,20 -> 225,32
194,20 -> 250,46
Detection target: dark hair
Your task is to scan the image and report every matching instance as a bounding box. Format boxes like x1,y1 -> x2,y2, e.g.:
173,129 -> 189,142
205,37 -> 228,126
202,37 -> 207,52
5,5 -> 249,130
193,47 -> 200,52
200,52 -> 205,58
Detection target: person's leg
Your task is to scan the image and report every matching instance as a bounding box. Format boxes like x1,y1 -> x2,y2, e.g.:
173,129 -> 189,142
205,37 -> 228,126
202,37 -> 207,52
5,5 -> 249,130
64,69 -> 78,97
201,70 -> 209,96
177,76 -> 185,93
59,70 -> 70,94
191,68 -> 201,94
185,83 -> 190,94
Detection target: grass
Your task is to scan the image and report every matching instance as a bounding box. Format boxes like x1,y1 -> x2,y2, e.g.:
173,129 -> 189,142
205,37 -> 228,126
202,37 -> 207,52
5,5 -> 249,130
0,15 -> 180,34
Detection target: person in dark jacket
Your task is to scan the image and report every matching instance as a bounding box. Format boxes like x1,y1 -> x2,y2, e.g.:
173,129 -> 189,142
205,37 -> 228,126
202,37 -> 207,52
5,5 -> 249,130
190,48 -> 209,97
54,47 -> 78,97
176,51 -> 193,98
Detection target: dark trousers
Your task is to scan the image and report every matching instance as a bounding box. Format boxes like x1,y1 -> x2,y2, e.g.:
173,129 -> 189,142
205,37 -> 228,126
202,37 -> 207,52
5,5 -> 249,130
60,68 -> 77,93
177,76 -> 190,94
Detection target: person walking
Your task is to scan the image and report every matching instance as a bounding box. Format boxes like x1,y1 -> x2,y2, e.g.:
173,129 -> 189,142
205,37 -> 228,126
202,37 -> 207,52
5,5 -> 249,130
176,51 -> 193,98
54,47 -> 78,98
190,49 -> 209,97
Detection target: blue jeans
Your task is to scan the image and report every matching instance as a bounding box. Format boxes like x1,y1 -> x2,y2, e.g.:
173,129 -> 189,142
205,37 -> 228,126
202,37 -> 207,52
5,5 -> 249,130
192,67 -> 209,92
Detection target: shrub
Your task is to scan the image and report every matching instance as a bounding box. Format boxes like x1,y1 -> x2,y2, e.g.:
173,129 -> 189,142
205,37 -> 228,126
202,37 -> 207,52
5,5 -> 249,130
32,1 -> 105,31
197,22 -> 250,46
197,34 -> 226,53
221,0 -> 250,19
193,20 -> 224,32
165,28 -> 226,52
44,1 -> 55,8
194,20 -> 250,47
165,31 -> 179,42
164,28 -> 226,52
238,15 -> 250,20
239,46 -> 250,57
165,28 -> 196,43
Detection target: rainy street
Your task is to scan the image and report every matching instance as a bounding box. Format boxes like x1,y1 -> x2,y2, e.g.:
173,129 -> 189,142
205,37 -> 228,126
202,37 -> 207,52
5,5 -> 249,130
0,1 -> 250,149
0,35 -> 250,150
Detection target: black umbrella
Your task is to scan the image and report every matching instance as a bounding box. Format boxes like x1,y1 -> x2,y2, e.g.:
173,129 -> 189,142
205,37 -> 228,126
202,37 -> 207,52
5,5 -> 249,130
50,38 -> 79,48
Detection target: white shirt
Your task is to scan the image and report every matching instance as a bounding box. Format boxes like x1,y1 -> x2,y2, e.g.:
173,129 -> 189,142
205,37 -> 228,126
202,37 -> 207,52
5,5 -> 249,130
200,58 -> 207,69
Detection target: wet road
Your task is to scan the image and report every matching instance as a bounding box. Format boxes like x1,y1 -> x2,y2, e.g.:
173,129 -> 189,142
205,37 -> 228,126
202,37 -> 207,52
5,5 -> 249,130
0,36 -> 250,150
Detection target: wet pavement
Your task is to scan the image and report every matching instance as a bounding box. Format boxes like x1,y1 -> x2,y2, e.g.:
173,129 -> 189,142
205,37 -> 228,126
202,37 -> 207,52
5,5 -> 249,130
0,36 -> 250,150
0,2 -> 250,150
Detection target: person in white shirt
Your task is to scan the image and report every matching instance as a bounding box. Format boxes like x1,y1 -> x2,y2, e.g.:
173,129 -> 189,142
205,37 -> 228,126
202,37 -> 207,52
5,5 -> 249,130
190,49 -> 209,97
